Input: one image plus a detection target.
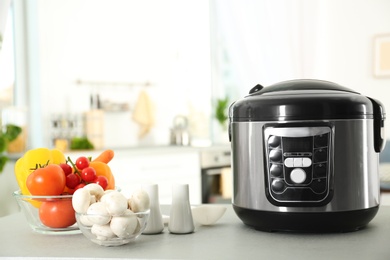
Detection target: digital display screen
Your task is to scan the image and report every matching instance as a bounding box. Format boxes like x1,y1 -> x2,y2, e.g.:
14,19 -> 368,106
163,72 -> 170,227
283,137 -> 312,152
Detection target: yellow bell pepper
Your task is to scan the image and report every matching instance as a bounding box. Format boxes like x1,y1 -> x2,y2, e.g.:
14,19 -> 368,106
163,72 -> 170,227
14,148 -> 66,196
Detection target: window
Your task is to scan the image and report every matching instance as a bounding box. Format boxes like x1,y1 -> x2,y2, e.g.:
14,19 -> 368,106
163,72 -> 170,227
0,6 -> 15,109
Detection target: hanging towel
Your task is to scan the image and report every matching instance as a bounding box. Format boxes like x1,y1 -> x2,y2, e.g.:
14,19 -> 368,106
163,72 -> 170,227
132,90 -> 155,138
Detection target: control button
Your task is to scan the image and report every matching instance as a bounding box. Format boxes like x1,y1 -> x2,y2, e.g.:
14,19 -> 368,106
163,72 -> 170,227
270,164 -> 283,177
314,134 -> 328,148
285,157 -> 312,167
313,163 -> 327,178
311,178 -> 327,194
284,158 -> 294,167
293,158 -> 303,167
269,149 -> 282,162
290,168 -> 306,184
268,136 -> 281,148
314,148 -> 327,163
271,179 -> 285,192
302,158 -> 312,167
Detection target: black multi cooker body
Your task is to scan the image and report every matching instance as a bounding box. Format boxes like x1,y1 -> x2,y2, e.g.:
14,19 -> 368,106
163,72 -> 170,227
229,79 -> 386,232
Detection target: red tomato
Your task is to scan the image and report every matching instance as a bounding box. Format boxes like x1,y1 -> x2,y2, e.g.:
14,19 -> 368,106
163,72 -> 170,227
94,175 -> 108,190
75,156 -> 89,170
66,173 -> 81,189
74,182 -> 86,191
26,164 -> 66,196
39,200 -> 76,228
59,163 -> 72,175
81,167 -> 97,182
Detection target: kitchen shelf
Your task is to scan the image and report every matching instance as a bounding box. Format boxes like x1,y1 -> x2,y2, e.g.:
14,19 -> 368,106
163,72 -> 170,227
76,79 -> 154,88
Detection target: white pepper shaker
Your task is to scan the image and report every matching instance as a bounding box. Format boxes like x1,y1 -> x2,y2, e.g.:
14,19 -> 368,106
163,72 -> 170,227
143,184 -> 164,234
168,183 -> 194,234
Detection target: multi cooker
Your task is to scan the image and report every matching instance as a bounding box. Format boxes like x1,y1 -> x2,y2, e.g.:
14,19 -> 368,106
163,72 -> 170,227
229,79 -> 386,232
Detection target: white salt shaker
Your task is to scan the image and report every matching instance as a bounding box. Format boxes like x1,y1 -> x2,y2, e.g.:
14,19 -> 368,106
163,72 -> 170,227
168,183 -> 195,234
143,184 -> 164,234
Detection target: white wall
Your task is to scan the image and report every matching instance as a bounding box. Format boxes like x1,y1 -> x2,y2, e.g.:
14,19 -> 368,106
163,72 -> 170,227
23,0 -> 211,148
314,0 -> 390,137
18,0 -> 390,147
211,0 -> 390,138
314,0 -> 390,104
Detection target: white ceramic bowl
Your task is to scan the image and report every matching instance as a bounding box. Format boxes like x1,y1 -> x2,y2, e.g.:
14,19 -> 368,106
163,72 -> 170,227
76,210 -> 149,246
13,190 -> 79,235
191,205 -> 227,225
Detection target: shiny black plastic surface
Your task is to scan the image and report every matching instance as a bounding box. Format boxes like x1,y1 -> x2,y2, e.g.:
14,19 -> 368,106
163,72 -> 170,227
229,79 -> 378,121
233,204 -> 379,232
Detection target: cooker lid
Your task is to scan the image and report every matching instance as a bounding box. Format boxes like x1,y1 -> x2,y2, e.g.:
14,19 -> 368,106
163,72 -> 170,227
230,79 -> 384,121
248,79 -> 359,95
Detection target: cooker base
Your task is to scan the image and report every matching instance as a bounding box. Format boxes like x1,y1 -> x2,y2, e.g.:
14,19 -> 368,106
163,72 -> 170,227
233,205 -> 379,232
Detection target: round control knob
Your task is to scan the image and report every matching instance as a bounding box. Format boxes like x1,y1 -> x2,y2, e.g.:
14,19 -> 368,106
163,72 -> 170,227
290,168 -> 306,184
268,136 -> 281,148
271,179 -> 285,192
269,149 -> 282,162
270,164 -> 283,177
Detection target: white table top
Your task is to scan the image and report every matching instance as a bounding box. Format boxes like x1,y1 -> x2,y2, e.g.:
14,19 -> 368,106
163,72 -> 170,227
1,205 -> 390,259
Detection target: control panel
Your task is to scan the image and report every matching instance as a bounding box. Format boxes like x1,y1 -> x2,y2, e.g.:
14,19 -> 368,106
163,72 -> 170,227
264,126 -> 332,205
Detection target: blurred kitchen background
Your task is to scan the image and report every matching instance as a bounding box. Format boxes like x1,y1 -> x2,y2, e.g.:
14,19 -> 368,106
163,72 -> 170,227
1,0 -> 390,149
1,0 -> 390,215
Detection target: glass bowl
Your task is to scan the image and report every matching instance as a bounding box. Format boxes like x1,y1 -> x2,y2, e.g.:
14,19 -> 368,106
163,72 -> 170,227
76,210 -> 149,246
13,190 -> 80,235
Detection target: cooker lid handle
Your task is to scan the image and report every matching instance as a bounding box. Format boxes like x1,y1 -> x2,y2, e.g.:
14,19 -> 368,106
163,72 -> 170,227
368,97 -> 386,153
249,84 -> 264,94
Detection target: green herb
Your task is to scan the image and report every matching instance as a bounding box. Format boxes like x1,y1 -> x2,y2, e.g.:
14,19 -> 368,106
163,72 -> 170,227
70,137 -> 94,150
0,124 -> 22,173
215,97 -> 229,129
0,156 -> 8,173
